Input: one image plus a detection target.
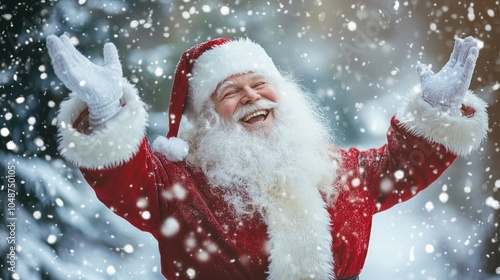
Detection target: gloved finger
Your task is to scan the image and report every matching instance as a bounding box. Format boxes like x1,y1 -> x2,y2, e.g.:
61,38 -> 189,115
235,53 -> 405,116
59,45 -> 81,71
60,34 -> 89,64
47,35 -> 67,62
49,51 -> 77,83
47,34 -> 82,71
51,53 -> 67,80
103,42 -> 122,74
416,62 -> 434,82
53,51 -> 85,90
444,37 -> 463,68
457,37 -> 477,67
463,46 -> 479,80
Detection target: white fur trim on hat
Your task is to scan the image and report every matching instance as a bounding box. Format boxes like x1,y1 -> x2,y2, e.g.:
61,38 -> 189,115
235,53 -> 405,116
186,38 -> 282,120
57,79 -> 148,169
396,90 -> 488,157
152,136 -> 189,162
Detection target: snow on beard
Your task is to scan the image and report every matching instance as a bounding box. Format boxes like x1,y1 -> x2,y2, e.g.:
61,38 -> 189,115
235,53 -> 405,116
184,76 -> 340,218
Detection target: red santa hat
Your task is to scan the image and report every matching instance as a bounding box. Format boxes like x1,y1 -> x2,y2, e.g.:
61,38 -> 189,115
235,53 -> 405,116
152,37 -> 282,162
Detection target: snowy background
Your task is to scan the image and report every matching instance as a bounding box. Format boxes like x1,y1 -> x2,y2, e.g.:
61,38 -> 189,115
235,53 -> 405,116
1,0 -> 499,279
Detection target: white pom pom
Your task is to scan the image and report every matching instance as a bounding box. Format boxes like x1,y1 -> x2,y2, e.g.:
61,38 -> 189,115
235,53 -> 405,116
152,136 -> 189,162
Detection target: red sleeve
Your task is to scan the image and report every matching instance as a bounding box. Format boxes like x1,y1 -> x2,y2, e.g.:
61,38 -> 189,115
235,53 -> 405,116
344,116 -> 457,213
80,137 -> 171,236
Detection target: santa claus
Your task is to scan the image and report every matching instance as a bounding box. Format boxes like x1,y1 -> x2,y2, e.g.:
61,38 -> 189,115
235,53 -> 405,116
47,35 -> 487,279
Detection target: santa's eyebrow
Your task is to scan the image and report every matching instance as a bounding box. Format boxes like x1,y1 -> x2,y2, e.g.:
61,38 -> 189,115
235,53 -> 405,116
214,80 -> 235,99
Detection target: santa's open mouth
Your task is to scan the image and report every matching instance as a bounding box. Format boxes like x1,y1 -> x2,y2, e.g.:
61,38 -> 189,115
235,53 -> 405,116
240,109 -> 270,124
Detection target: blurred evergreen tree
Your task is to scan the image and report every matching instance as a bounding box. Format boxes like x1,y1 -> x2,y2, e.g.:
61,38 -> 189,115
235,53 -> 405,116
1,0 -> 58,159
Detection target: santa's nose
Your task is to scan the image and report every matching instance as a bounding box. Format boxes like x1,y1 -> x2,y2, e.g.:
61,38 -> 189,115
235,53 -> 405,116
241,87 -> 261,104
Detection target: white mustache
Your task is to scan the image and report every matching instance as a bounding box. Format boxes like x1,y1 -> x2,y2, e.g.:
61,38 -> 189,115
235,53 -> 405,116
232,100 -> 278,121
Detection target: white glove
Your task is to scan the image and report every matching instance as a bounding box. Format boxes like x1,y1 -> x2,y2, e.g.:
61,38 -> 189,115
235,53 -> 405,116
47,34 -> 124,129
417,36 -> 479,116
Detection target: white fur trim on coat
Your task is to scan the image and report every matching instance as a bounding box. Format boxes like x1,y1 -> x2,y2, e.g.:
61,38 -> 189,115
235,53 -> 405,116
57,79 -> 148,169
396,90 -> 488,157
186,38 -> 282,120
266,189 -> 334,280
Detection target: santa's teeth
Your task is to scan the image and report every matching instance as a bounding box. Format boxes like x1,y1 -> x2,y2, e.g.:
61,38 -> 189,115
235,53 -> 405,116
242,110 -> 268,122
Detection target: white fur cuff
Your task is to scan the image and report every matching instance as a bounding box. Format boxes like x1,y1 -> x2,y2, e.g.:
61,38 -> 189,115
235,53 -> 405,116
57,79 -> 148,169
396,90 -> 488,157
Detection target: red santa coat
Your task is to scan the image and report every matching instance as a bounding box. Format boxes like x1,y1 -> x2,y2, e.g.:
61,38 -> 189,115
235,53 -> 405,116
57,81 -> 488,279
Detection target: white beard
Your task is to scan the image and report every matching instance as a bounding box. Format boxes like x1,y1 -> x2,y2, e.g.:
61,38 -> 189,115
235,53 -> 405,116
184,77 -> 340,218
183,76 -> 341,279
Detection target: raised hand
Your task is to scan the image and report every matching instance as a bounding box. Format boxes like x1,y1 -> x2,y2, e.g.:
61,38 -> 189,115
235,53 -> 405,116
417,36 -> 479,116
47,34 -> 124,129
